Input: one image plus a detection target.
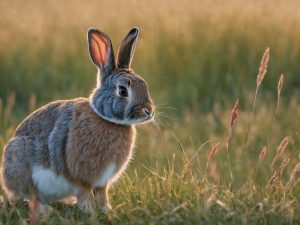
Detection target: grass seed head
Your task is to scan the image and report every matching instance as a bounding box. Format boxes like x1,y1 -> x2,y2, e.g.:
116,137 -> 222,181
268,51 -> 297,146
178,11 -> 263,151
230,99 -> 239,128
285,162 -> 300,193
279,156 -> 290,172
256,47 -> 270,87
208,143 -> 220,161
259,146 -> 267,161
277,74 -> 284,97
227,99 -> 239,147
272,136 -> 289,167
290,162 -> 300,178
267,170 -> 281,188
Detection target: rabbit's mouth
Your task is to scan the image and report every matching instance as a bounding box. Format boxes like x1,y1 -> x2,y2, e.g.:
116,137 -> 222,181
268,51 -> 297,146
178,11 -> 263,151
127,104 -> 155,124
128,114 -> 154,125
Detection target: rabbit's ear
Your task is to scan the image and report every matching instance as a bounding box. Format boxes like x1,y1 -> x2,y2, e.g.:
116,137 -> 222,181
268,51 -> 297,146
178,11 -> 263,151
88,28 -> 116,78
117,28 -> 139,69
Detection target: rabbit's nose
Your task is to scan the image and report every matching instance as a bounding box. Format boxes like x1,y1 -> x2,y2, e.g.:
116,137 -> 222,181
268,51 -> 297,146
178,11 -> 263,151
143,105 -> 154,118
143,108 -> 151,116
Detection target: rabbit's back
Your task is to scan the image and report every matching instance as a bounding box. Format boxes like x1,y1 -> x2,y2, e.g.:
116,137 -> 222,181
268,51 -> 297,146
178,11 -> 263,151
15,99 -> 73,138
2,99 -> 77,199
12,99 -> 76,171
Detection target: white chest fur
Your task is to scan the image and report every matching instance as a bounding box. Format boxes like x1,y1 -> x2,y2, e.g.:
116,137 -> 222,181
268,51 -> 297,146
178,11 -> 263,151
32,166 -> 78,201
94,163 -> 116,187
93,158 -> 133,188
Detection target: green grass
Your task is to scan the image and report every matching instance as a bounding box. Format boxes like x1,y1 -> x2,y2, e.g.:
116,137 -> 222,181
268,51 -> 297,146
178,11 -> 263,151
1,0 -> 300,224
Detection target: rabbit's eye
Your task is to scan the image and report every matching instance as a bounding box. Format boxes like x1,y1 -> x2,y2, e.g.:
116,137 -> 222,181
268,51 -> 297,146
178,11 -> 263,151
118,86 -> 128,97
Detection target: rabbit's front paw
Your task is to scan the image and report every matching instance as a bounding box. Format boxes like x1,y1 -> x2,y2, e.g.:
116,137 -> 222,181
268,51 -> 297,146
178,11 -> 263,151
38,204 -> 53,215
77,198 -> 95,213
100,203 -> 112,213
77,191 -> 95,213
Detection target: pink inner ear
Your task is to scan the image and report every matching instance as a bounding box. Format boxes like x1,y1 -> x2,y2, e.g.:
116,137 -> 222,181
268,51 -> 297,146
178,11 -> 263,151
90,34 -> 109,66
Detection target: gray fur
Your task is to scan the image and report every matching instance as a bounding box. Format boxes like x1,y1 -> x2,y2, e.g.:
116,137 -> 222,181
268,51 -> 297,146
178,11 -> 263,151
3,136 -> 36,198
2,100 -> 76,199
90,71 -> 154,125
48,103 -> 74,174
117,28 -> 139,69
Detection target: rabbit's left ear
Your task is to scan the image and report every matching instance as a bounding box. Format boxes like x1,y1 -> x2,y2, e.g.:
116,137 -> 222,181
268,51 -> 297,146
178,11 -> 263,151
117,28 -> 139,69
88,28 -> 116,78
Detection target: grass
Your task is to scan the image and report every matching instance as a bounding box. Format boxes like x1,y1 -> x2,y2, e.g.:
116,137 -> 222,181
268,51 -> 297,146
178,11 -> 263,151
0,68 -> 299,224
1,0 -> 300,224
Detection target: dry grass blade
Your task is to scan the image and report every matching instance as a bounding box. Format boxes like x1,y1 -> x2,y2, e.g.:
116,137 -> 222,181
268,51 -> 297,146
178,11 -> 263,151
244,48 -> 270,149
272,136 -> 289,167
285,162 -> 300,193
142,164 -> 166,181
208,143 -> 220,161
258,146 -> 267,161
266,74 -> 285,146
226,99 -> 239,180
256,47 -> 270,87
171,203 -> 188,214
243,48 -> 270,149
180,140 -> 212,178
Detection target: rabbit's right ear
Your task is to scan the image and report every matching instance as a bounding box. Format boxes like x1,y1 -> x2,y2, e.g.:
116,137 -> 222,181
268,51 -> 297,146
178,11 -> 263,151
117,28 -> 139,69
88,28 -> 116,78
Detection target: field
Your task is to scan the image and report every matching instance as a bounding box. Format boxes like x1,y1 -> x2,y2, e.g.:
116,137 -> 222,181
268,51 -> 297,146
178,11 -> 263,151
0,0 -> 300,224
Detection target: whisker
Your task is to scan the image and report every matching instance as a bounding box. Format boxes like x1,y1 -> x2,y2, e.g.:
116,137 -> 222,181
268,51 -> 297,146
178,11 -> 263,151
156,106 -> 177,111
147,75 -> 168,85
156,114 -> 172,122
155,116 -> 170,129
150,118 -> 163,140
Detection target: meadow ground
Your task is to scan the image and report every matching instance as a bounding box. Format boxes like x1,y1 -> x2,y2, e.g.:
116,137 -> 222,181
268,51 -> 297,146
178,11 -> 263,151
0,0 -> 300,224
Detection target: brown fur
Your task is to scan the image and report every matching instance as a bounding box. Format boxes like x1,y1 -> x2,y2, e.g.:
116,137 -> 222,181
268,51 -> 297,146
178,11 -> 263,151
65,98 -> 136,189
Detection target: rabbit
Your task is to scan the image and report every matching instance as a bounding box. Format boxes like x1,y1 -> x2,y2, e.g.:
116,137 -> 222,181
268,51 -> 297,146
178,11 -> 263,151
1,27 -> 155,222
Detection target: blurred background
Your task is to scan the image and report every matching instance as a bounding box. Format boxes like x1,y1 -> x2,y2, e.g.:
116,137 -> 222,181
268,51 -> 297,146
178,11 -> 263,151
1,1 -> 300,223
1,0 -> 300,185
1,0 -> 300,112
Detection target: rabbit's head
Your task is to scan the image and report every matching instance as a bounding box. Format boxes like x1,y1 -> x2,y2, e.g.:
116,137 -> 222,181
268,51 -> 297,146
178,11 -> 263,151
88,28 -> 155,125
